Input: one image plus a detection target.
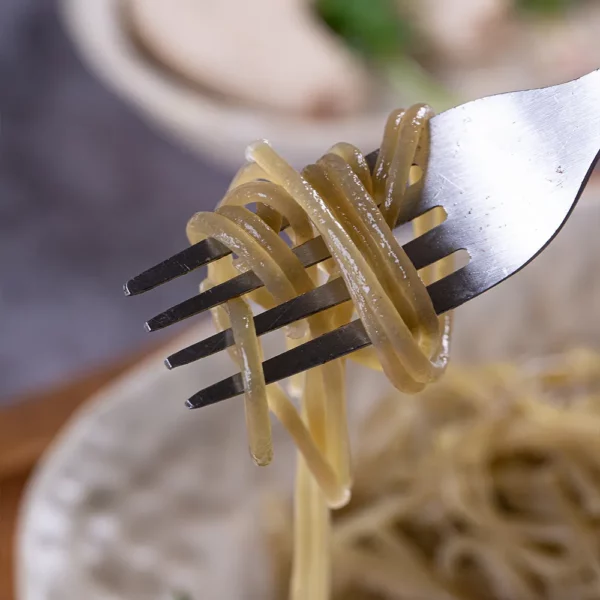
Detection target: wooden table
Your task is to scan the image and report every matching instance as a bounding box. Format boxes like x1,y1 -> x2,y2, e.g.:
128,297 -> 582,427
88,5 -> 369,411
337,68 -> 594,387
0,343 -> 164,599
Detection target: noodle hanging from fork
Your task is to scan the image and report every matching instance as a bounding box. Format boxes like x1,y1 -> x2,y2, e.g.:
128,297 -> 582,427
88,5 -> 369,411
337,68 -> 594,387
186,104 -> 453,599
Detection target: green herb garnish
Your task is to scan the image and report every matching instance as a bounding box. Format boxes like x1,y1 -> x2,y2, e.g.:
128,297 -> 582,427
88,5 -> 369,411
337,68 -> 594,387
317,0 -> 414,60
315,0 -> 456,110
517,0 -> 574,15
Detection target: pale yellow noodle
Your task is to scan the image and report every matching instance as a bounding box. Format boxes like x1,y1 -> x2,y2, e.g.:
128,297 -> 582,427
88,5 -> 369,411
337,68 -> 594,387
268,385 -> 349,508
226,296 -> 273,466
190,106 -> 453,599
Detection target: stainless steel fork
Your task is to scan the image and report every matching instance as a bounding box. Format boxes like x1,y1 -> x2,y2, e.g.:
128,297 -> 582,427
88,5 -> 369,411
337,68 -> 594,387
125,69 -> 600,409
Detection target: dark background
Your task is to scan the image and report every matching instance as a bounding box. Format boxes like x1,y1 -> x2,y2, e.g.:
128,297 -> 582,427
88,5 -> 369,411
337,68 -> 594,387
0,0 -> 232,402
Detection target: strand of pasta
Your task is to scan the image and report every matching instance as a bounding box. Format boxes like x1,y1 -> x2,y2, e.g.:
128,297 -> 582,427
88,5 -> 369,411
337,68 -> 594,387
186,105 -> 450,599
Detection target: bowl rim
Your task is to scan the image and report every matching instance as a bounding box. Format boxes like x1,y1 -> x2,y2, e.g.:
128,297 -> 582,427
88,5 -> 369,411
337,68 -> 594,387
58,0 -> 393,170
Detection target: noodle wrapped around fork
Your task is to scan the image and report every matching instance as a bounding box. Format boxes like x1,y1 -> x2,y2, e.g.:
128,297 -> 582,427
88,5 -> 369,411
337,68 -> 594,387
186,104 -> 451,599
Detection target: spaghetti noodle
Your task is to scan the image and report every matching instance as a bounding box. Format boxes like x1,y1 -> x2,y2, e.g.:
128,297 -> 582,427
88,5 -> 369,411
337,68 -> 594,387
268,349 -> 600,600
186,104 -> 451,599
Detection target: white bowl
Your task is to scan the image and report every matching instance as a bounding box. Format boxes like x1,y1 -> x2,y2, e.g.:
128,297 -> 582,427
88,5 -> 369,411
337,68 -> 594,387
17,318 -> 398,600
17,196 -> 600,599
58,0 -> 402,170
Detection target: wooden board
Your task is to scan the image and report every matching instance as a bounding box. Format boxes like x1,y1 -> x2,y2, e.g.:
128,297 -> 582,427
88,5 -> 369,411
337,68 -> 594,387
0,342 -> 165,599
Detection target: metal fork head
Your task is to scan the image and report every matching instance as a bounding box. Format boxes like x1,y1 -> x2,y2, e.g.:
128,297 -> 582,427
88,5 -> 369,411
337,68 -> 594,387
419,69 -> 600,308
126,70 -> 600,408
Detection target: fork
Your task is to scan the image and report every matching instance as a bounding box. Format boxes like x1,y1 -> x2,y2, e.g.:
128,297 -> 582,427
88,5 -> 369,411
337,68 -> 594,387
125,69 -> 600,409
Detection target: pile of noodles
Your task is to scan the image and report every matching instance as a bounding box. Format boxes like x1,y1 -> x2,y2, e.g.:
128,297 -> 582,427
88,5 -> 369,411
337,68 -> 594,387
266,348 -> 600,600
187,105 -> 452,599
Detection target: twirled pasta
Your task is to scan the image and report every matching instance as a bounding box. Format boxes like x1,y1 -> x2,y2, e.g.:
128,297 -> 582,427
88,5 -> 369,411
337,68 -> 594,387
186,104 -> 452,599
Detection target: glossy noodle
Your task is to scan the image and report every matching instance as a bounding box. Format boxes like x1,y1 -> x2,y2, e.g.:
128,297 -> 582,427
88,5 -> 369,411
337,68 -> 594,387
186,104 -> 452,598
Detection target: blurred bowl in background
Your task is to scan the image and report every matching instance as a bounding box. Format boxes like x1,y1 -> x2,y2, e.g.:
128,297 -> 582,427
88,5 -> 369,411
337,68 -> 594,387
59,0 -> 403,170
17,189 -> 600,599
60,0 -> 600,171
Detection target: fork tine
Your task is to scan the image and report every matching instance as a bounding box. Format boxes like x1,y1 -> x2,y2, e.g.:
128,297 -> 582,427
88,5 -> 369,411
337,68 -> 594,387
402,222 -> 455,270
146,220 -> 455,332
165,277 -> 350,368
186,320 -> 370,409
145,270 -> 262,332
145,235 -> 331,331
124,238 -> 231,296
425,262 -> 478,315
167,327 -> 234,369
166,251 -> 463,370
